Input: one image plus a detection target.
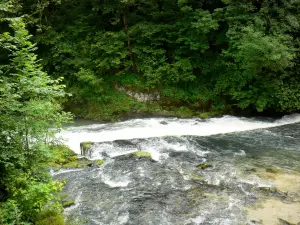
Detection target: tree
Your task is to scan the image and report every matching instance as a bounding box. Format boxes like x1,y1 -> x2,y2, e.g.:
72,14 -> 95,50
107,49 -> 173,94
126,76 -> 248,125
0,3 -> 71,222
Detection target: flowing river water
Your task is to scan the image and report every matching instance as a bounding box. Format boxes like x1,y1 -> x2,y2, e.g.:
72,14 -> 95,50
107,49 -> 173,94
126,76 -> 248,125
55,115 -> 300,225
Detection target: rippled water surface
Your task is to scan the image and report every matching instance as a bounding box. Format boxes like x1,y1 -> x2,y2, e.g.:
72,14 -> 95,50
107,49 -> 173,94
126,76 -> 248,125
55,115 -> 300,225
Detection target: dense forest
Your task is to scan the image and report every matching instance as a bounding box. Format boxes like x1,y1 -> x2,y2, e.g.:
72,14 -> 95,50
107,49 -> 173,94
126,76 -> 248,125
10,0 -> 300,119
1,0 -> 300,224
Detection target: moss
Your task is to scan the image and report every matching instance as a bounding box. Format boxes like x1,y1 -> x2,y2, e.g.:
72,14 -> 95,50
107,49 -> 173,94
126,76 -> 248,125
62,161 -> 82,168
265,167 -> 281,174
186,187 -> 203,199
48,144 -> 104,169
47,162 -> 62,171
199,112 -> 212,119
47,145 -> 81,170
131,151 -> 152,158
58,192 -> 75,208
191,174 -> 204,182
62,200 -> 75,208
94,159 -> 104,166
35,210 -> 65,225
61,157 -> 104,169
80,142 -> 93,156
196,163 -> 212,169
66,89 -> 221,122
65,216 -> 89,225
50,145 -> 78,165
175,106 -> 194,118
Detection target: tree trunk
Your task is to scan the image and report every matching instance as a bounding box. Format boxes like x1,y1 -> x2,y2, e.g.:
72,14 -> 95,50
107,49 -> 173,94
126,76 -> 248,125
122,8 -> 137,72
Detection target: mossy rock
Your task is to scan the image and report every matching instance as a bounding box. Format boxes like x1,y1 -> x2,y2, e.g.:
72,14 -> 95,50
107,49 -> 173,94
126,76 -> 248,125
47,162 -> 62,171
278,218 -> 298,225
199,112 -> 212,119
50,155 -> 104,169
244,167 -> 257,174
191,174 -> 204,182
80,142 -> 94,156
58,192 -> 76,208
62,157 -> 99,168
175,106 -> 194,118
48,144 -> 104,169
62,200 -> 75,208
50,145 -> 78,165
62,161 -> 82,168
197,163 -> 212,170
258,186 -> 277,194
35,210 -> 65,225
265,167 -> 281,174
94,159 -> 104,166
47,145 -> 79,170
186,187 -> 203,198
130,151 -> 152,159
199,111 -> 218,119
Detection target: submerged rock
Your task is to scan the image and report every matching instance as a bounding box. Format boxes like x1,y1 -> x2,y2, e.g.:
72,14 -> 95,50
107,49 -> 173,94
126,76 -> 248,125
190,174 -> 204,182
265,167 -> 281,174
196,163 -> 212,170
246,198 -> 300,224
58,192 -> 76,208
278,218 -> 300,225
62,200 -> 75,208
244,167 -> 257,174
130,151 -> 152,159
278,218 -> 291,225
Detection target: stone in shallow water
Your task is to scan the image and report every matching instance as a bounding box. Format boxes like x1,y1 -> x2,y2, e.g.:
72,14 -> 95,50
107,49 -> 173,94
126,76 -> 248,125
196,163 -> 212,170
160,121 -> 168,125
80,141 -> 94,156
246,198 -> 300,225
130,151 -> 152,159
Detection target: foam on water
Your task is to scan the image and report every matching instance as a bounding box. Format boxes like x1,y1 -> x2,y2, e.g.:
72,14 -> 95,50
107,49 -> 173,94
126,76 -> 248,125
88,142 -> 138,160
188,215 -> 206,224
101,174 -> 131,188
50,168 -> 84,176
58,114 -> 300,154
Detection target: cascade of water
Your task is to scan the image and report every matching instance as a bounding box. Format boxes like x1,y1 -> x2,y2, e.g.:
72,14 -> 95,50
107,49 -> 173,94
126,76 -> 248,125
58,114 -> 300,154
55,116 -> 300,225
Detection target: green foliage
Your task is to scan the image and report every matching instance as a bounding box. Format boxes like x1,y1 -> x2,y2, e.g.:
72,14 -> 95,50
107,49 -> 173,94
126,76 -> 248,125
35,210 -> 64,225
3,0 -> 300,120
5,172 -> 63,218
0,5 -> 71,224
217,25 -> 295,111
0,200 -> 30,225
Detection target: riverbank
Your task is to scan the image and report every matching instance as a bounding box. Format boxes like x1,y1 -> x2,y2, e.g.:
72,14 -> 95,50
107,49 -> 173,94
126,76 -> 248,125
64,84 -> 296,122
65,99 -> 292,123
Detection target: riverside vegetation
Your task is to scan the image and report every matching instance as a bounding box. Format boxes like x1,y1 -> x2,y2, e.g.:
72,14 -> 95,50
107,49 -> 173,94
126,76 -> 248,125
1,0 -> 299,121
1,0 -> 300,224
0,2 -> 73,224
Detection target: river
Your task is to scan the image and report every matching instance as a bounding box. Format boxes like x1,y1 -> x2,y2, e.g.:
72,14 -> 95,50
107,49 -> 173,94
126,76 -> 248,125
55,115 -> 300,225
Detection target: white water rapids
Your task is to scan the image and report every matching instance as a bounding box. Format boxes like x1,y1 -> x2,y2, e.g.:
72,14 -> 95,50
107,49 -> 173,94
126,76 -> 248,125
59,114 -> 300,154
55,114 -> 300,225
